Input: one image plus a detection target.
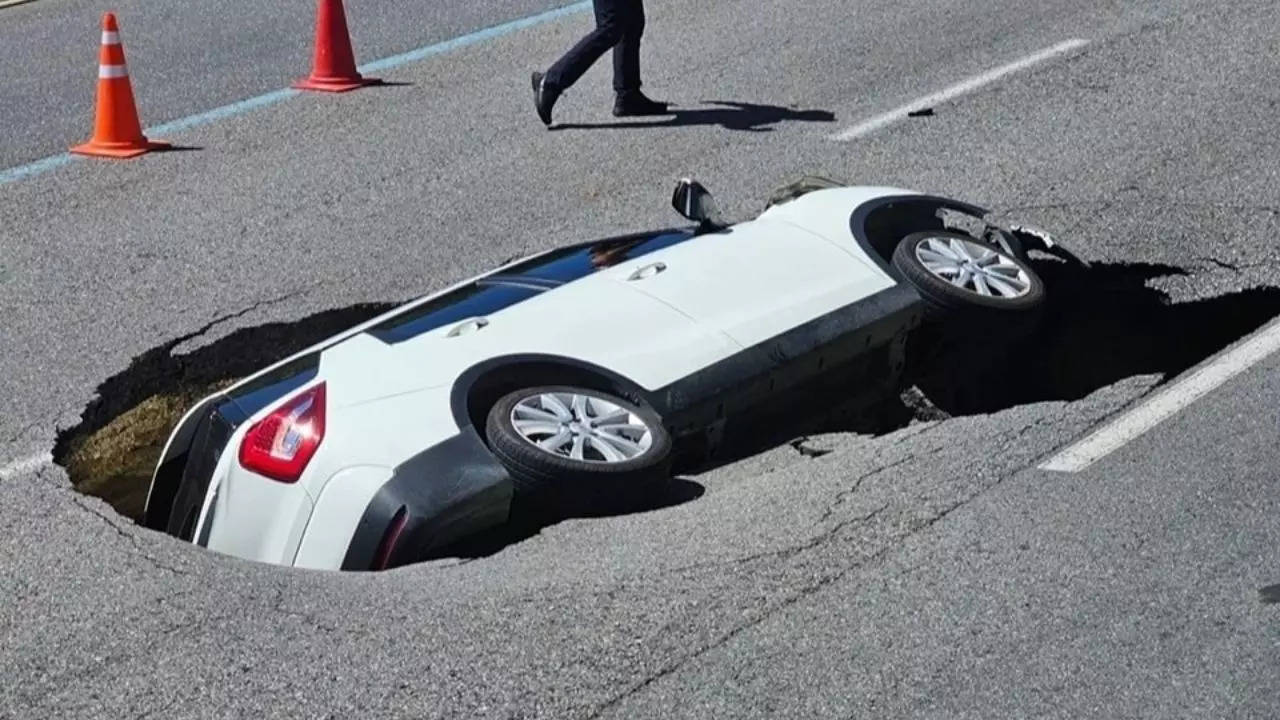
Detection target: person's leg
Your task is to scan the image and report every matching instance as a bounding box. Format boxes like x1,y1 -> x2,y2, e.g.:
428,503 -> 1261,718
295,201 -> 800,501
533,0 -> 626,124
545,0 -> 624,90
611,0 -> 668,116
611,0 -> 644,94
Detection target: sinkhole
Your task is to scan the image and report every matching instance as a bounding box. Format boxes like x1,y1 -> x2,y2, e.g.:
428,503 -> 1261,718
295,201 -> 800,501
47,256 -> 1280,562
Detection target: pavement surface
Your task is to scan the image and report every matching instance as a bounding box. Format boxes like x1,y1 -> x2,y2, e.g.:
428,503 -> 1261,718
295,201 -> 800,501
2,0 -> 1279,717
0,0 -> 575,168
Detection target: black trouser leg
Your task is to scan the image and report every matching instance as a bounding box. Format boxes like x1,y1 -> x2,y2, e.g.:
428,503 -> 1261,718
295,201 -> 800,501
612,0 -> 645,94
544,0 -> 625,90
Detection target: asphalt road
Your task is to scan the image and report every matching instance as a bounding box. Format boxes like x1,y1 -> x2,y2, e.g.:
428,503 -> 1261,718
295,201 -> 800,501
0,0 -> 573,168
2,0 -> 1279,717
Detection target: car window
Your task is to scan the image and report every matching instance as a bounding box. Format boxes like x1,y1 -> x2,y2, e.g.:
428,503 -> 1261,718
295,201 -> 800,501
222,355 -> 321,423
367,282 -> 542,345
366,230 -> 695,345
498,230 -> 694,284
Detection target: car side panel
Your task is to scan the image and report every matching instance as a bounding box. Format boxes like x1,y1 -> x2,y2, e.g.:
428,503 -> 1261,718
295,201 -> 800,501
301,385 -> 460,498
596,219 -> 894,349
317,272 -> 743,406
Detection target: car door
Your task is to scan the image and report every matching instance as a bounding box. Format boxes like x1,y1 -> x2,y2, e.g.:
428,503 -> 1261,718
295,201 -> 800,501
596,218 -> 890,349
445,272 -> 744,390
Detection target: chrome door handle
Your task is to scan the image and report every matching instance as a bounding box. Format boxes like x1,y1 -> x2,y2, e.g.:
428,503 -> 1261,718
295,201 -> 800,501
446,317 -> 489,337
627,262 -> 667,281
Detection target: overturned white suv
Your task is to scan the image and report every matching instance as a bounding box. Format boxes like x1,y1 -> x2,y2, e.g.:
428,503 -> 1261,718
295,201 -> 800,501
143,177 -> 1054,571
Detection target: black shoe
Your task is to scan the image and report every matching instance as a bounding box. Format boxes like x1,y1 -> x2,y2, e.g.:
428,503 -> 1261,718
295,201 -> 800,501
532,72 -> 560,126
613,90 -> 669,117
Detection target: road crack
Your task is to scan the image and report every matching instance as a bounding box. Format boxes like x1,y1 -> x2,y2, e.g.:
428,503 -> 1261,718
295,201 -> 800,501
813,456 -> 914,527
166,287 -> 316,352
587,413 -> 1062,717
788,437 -> 832,458
70,495 -> 190,576
585,502 -> 891,720
1189,256 -> 1278,275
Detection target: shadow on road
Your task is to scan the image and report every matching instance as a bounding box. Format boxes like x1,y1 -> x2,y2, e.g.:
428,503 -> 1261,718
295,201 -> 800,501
551,100 -> 836,132
427,478 -> 707,561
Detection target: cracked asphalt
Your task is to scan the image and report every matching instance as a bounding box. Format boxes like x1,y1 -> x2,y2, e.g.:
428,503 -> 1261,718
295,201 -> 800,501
2,0 -> 1280,717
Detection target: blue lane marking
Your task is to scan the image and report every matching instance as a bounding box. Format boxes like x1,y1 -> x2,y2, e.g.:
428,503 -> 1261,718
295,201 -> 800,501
0,153 -> 76,185
0,1 -> 592,188
146,88 -> 301,137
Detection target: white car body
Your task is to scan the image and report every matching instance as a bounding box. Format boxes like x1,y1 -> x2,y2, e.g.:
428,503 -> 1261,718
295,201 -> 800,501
144,183 -> 1022,571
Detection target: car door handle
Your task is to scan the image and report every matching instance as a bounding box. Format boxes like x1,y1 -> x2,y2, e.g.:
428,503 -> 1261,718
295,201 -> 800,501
627,262 -> 667,281
446,317 -> 489,337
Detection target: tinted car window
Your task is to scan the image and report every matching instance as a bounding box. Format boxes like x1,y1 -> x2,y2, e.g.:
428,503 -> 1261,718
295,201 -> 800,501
368,282 -> 541,345
498,230 -> 694,284
221,355 -> 321,423
366,230 -> 695,345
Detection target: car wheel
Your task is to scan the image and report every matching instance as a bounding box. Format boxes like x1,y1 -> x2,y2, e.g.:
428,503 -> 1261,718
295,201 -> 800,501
485,385 -> 673,507
892,230 -> 1046,318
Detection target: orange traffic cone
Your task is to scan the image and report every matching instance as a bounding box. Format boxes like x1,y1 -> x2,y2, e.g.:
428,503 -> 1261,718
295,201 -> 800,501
70,12 -> 168,159
294,0 -> 380,92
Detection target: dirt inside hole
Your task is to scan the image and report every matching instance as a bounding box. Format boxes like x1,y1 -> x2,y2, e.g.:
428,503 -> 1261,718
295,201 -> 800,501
53,302 -> 399,521
60,380 -> 237,519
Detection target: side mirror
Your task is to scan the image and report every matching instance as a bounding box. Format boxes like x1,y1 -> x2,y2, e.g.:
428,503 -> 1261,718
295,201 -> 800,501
672,178 -> 725,229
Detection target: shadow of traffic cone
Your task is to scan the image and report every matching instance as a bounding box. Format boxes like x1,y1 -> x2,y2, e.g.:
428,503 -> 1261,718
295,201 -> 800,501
294,0 -> 380,92
70,12 -> 168,159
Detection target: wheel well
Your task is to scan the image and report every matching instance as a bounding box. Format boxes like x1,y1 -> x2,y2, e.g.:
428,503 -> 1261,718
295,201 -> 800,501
861,200 -> 954,265
459,360 -> 651,436
857,196 -> 1000,269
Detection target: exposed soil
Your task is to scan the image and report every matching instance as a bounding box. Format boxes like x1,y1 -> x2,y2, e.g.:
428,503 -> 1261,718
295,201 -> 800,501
59,380 -> 235,519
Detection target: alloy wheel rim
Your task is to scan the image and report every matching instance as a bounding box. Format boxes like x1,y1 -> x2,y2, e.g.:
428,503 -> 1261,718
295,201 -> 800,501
511,392 -> 654,463
914,236 -> 1032,299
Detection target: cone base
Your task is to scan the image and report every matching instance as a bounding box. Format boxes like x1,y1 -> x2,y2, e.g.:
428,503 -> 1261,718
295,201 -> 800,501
70,138 -> 170,159
292,75 -> 382,93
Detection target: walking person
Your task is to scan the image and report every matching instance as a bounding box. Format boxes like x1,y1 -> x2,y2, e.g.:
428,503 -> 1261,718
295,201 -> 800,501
531,0 -> 670,126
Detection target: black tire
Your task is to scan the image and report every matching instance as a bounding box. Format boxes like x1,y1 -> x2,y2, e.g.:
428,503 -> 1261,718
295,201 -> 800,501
892,230 -> 1046,318
484,385 -> 673,507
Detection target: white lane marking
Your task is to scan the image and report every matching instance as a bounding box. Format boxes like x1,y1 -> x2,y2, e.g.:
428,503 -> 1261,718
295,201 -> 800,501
98,64 -> 129,79
1040,315 -> 1280,472
0,453 -> 54,481
832,38 -> 1089,141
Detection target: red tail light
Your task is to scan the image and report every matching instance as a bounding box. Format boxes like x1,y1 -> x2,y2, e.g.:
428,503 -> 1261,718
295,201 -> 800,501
238,383 -> 326,483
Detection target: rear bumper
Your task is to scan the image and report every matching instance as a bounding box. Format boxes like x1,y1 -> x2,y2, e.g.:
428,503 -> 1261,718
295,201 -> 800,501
144,354 -> 322,538
147,402 -> 512,570
146,396 -> 317,565
339,428 -> 513,571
